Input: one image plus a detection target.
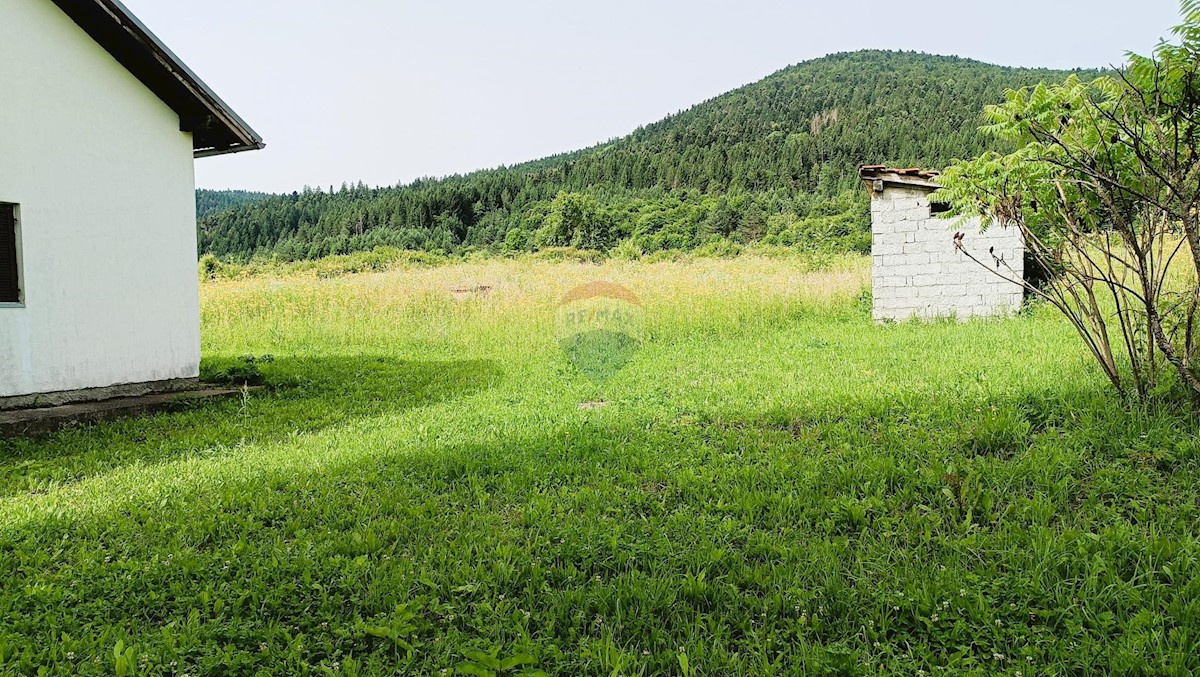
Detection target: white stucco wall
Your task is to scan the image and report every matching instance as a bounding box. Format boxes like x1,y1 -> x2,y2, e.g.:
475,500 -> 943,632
0,0 -> 200,397
871,186 -> 1024,322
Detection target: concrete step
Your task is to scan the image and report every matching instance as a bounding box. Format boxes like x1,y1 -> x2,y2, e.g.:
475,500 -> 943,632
0,386 -> 246,437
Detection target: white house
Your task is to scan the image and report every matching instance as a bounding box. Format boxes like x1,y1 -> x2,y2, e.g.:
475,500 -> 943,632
0,0 -> 263,409
861,166 -> 1025,322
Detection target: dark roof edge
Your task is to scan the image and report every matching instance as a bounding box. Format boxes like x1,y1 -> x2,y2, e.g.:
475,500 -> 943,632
859,165 -> 941,193
52,0 -> 264,158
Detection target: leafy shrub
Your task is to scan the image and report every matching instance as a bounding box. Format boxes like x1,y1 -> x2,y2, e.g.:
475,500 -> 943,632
503,227 -> 533,252
198,247 -> 449,281
693,238 -> 744,259
308,247 -> 405,278
198,254 -> 223,280
609,239 -> 644,261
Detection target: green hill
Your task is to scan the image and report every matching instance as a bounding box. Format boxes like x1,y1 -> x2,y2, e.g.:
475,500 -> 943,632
198,51 -> 1101,261
196,189 -> 273,218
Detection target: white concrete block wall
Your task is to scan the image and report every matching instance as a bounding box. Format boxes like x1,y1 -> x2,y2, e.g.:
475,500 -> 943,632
871,186 -> 1024,322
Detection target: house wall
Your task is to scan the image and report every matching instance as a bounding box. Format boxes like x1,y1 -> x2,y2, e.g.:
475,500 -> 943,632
0,0 -> 200,399
871,186 -> 1024,322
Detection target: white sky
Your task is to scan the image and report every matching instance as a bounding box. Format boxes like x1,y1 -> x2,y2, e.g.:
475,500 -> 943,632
120,0 -> 1181,193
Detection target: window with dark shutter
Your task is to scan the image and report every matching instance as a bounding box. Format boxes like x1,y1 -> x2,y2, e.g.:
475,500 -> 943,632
0,204 -> 20,304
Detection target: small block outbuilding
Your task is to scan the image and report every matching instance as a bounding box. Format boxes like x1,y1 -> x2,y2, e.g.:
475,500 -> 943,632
1,0 -> 263,409
860,166 -> 1024,323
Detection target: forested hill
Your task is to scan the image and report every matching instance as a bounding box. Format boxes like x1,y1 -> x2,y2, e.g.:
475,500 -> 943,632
199,51 -> 1101,261
196,190 -> 273,218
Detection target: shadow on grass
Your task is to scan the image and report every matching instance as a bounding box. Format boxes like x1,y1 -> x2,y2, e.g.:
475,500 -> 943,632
3,380 -> 1198,674
0,355 -> 503,499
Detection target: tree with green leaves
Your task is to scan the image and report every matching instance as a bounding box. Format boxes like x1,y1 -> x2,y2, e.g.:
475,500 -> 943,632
939,2 -> 1200,401
536,192 -> 614,250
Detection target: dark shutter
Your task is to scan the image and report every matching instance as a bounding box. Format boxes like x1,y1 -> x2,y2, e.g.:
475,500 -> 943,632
0,205 -> 19,303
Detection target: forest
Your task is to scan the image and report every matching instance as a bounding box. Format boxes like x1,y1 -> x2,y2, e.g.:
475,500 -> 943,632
197,51 -> 1101,261
196,189 -> 274,218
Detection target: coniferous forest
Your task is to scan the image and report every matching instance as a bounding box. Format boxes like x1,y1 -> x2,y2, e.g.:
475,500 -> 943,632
197,51 -> 1101,261
196,189 -> 274,218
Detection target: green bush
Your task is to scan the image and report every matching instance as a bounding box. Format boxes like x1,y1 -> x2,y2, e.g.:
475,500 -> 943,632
198,254 -> 222,280
199,247 -> 450,281
609,239 -> 644,261
529,247 -> 604,264
693,238 -> 744,259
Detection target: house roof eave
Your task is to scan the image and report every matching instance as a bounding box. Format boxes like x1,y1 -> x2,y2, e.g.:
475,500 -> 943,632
50,0 -> 264,158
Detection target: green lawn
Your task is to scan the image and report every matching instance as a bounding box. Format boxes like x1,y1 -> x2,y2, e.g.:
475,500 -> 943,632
3,256 -> 1199,675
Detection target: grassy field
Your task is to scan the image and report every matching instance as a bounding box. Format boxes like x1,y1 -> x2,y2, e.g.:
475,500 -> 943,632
3,255 -> 1200,675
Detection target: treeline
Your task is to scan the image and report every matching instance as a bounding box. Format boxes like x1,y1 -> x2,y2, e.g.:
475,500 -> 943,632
199,183 -> 870,260
196,189 -> 273,218
198,51 -> 1101,261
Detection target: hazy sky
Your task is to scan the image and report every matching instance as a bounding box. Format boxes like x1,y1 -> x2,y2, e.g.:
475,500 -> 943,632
121,1 -> 1181,193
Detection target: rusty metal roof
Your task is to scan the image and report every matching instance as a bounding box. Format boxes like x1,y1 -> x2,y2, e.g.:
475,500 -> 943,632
859,165 -> 941,193
859,165 -> 941,180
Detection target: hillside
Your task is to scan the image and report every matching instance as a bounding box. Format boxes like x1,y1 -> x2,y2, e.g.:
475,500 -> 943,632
196,189 -> 273,218
198,51 -> 1101,261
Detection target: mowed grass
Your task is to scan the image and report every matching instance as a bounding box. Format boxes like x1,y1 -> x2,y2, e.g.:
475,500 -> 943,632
3,255 -> 1200,675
